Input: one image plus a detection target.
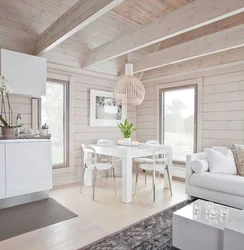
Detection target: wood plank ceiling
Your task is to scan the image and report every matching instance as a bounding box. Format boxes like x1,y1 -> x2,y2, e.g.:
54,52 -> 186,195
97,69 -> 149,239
0,0 -> 194,76
0,0 -> 243,76
85,0 -> 196,74
110,0 -> 195,26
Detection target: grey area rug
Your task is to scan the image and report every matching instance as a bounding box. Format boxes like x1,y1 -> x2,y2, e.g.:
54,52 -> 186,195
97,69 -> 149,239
81,200 -> 190,250
0,198 -> 77,241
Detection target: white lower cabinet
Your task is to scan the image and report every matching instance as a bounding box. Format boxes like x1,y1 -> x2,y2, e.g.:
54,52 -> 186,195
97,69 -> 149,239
2,141 -> 52,198
0,144 -> 6,199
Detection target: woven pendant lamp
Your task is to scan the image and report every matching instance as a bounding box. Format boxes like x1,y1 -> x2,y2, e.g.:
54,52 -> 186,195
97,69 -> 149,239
114,63 -> 145,105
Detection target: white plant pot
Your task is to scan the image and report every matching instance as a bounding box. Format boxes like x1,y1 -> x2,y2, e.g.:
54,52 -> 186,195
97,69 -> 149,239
124,138 -> 131,146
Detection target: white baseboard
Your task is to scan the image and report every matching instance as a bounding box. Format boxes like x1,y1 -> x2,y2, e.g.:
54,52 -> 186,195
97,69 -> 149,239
172,166 -> 186,179
114,165 -> 186,179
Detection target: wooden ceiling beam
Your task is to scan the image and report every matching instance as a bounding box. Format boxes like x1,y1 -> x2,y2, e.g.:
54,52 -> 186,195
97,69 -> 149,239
34,0 -> 124,56
142,47 -> 244,83
119,13 -> 244,76
129,24 -> 244,74
82,0 -> 244,68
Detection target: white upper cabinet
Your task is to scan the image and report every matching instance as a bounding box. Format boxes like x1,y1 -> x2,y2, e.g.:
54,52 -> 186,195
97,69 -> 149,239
0,49 -> 46,97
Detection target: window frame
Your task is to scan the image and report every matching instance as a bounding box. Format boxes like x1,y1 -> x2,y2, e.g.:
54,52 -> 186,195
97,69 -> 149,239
155,77 -> 203,164
38,79 -> 69,169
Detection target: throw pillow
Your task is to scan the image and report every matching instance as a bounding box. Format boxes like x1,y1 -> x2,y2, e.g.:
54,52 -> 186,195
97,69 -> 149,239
205,148 -> 237,175
191,160 -> 209,173
212,146 -> 230,156
232,144 -> 244,176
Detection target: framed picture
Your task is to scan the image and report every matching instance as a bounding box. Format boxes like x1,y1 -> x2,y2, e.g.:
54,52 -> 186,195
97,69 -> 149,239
90,89 -> 127,126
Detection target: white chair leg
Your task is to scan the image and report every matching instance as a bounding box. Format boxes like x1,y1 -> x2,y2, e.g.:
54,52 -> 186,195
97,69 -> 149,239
92,168 -> 97,201
107,170 -> 109,180
144,170 -> 147,186
158,171 -> 161,184
166,165 -> 173,196
153,171 -> 156,202
112,167 -> 116,195
135,167 -> 139,195
80,165 -> 87,194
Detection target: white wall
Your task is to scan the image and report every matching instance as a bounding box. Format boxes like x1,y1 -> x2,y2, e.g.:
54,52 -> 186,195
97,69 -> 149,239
138,59 -> 244,150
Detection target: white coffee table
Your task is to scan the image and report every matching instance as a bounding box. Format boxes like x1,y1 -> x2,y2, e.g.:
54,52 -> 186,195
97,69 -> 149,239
224,211 -> 244,250
172,200 -> 243,250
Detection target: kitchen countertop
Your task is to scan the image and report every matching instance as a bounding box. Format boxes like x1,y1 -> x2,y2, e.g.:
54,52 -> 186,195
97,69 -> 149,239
0,139 -> 51,143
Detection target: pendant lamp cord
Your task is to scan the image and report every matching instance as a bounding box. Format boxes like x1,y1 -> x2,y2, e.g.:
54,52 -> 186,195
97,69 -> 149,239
127,53 -> 131,64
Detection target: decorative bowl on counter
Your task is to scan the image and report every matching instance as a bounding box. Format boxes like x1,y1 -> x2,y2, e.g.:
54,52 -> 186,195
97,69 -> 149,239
17,134 -> 51,140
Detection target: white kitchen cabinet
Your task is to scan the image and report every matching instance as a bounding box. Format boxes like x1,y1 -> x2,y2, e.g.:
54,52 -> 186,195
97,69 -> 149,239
0,49 -> 46,97
0,144 -> 6,199
5,141 -> 52,198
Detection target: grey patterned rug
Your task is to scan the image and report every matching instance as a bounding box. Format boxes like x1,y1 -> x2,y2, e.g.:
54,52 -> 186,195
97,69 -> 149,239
80,200 -> 190,250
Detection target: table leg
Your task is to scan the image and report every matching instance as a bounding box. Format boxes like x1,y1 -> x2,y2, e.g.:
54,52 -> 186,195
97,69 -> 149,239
164,147 -> 172,189
122,155 -> 133,203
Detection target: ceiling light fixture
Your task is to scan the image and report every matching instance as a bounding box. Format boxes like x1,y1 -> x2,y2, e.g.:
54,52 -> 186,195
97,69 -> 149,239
114,63 -> 145,106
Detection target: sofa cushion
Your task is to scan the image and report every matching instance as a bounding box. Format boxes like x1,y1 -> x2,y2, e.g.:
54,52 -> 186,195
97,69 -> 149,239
205,148 -> 237,175
190,172 -> 244,197
191,160 -> 209,173
232,144 -> 244,176
212,146 -> 229,154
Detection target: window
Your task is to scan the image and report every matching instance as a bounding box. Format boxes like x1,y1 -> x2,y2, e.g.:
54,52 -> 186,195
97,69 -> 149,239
161,86 -> 196,163
39,81 -> 69,168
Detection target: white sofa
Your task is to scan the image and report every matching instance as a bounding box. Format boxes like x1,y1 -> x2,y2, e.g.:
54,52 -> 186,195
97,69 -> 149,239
186,152 -> 244,209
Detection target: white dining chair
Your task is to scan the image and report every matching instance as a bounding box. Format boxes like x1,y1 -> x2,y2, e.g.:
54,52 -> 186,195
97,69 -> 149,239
97,139 -> 121,177
135,145 -> 173,202
97,139 -> 112,162
80,144 -> 116,200
134,140 -> 160,185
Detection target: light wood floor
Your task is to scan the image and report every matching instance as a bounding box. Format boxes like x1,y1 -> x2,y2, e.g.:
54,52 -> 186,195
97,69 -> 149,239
0,172 -> 186,250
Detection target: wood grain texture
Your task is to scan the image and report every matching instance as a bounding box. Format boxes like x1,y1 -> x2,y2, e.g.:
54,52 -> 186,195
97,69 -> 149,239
142,47 -> 244,83
0,0 -> 142,75
110,0 -> 194,26
130,24 -> 244,73
34,0 -> 125,55
156,12 -> 244,51
1,0 -> 243,77
83,0 -> 244,68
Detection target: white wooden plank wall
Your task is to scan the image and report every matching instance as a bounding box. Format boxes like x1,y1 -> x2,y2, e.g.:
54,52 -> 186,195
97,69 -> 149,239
0,94 -> 31,135
138,54 -> 244,149
202,71 -> 244,147
71,75 -> 136,184
46,70 -> 136,186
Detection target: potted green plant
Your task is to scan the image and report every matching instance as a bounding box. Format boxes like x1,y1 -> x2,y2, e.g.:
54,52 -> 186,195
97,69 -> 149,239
0,75 -> 21,139
118,119 -> 136,145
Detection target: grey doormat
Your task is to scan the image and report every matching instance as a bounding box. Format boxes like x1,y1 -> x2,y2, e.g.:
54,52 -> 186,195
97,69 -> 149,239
80,200 -> 190,250
0,198 -> 77,241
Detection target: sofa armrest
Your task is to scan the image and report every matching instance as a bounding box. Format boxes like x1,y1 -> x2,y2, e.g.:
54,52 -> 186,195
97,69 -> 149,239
186,152 -> 207,187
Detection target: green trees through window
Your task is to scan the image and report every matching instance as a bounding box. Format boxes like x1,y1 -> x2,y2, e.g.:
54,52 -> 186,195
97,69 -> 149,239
162,87 -> 196,162
41,82 -> 68,167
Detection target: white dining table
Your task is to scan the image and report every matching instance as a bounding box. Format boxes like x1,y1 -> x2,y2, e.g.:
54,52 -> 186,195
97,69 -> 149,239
83,144 -> 172,203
